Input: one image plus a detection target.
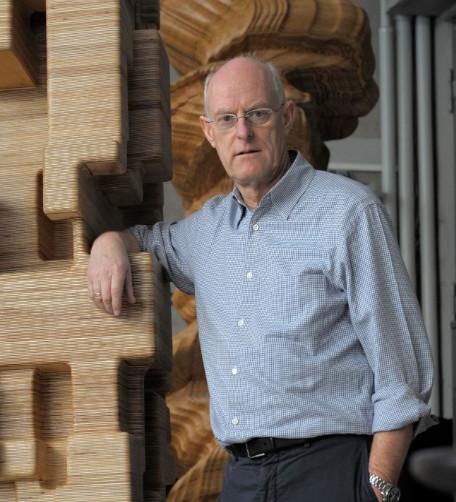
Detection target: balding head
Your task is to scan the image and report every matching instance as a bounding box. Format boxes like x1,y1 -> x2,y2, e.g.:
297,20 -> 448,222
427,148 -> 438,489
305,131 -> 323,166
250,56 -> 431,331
199,55 -> 295,209
203,57 -> 284,117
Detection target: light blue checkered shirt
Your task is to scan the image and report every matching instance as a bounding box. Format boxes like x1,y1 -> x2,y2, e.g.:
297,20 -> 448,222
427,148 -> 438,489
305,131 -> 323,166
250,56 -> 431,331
131,151 -> 434,444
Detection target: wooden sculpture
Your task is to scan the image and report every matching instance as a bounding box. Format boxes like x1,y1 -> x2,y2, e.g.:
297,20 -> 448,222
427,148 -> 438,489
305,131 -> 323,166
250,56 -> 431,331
0,1 -> 174,501
160,1 -> 379,500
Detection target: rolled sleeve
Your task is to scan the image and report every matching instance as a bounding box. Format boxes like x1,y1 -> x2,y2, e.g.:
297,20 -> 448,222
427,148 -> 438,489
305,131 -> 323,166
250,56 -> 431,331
341,202 -> 434,433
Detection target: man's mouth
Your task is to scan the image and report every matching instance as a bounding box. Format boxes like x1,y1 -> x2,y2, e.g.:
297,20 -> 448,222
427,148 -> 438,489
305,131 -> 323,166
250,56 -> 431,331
235,150 -> 260,156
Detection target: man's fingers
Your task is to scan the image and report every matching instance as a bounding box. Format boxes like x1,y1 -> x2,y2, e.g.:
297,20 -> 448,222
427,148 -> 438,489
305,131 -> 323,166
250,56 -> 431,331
111,271 -> 125,316
101,279 -> 113,315
87,238 -> 133,316
90,282 -> 105,312
90,280 -> 102,302
87,275 -> 99,301
125,269 -> 136,305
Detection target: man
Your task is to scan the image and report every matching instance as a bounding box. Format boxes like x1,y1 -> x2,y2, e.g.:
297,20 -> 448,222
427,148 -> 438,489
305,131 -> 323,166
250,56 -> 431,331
88,57 -> 434,502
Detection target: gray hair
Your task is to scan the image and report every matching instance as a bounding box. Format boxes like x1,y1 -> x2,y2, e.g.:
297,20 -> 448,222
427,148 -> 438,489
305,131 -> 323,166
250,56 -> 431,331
203,58 -> 285,117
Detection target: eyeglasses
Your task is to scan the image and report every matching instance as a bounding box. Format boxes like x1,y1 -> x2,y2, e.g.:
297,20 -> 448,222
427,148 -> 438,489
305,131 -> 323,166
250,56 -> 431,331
204,104 -> 283,131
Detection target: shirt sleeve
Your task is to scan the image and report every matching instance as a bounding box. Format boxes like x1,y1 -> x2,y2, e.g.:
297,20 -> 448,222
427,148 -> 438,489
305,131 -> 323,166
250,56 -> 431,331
127,211 -> 201,296
339,201 -> 435,434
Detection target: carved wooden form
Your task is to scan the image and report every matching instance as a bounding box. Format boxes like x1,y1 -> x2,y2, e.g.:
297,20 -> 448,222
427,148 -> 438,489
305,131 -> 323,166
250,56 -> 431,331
160,1 -> 378,500
0,1 -> 174,500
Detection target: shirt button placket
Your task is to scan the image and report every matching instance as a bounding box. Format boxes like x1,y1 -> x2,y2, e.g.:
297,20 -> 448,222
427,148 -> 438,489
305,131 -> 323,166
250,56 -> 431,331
231,216 -> 258,430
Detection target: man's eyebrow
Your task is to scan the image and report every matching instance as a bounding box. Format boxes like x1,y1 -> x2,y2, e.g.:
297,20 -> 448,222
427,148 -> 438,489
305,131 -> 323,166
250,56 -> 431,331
213,108 -> 235,116
213,102 -> 270,115
245,102 -> 269,111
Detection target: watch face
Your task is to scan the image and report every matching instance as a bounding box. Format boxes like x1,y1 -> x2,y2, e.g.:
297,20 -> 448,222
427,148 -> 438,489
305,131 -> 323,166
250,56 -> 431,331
388,487 -> 401,502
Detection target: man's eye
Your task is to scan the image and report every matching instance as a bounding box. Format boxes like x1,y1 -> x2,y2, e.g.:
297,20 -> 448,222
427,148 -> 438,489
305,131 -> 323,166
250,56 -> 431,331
251,109 -> 268,118
219,115 -> 235,123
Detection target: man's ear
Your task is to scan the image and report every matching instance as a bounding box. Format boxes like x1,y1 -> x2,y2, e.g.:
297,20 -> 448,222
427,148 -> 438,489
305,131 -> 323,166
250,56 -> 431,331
200,116 -> 216,148
282,100 -> 295,134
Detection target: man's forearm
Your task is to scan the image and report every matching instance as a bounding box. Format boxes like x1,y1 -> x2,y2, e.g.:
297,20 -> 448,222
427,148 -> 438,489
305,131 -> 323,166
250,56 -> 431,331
93,229 -> 140,254
369,423 -> 414,484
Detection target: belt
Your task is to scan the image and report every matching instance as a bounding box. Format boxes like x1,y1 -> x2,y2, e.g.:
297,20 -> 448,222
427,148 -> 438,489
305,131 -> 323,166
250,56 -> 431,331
226,437 -> 311,459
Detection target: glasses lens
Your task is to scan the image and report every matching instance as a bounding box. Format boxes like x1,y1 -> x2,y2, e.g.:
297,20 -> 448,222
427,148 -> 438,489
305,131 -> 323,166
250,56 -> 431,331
247,108 -> 273,125
212,108 -> 274,130
216,114 -> 237,129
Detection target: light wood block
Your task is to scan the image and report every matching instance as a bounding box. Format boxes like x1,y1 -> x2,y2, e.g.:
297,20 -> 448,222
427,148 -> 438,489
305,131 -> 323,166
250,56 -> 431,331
44,0 -> 134,219
0,0 -> 38,89
0,1 -> 174,500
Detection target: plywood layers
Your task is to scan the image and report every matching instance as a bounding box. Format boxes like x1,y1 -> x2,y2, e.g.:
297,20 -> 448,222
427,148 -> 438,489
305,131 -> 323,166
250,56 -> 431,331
44,0 -> 134,219
161,0 -> 377,127
161,0 -> 374,84
0,1 -> 174,500
136,0 -> 160,29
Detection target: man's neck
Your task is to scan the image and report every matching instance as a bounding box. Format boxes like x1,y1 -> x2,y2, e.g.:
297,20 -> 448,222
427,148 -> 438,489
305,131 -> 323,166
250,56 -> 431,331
240,187 -> 270,210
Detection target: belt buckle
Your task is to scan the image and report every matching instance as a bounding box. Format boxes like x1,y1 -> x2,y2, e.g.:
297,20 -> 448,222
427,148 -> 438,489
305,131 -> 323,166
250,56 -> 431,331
245,442 -> 266,459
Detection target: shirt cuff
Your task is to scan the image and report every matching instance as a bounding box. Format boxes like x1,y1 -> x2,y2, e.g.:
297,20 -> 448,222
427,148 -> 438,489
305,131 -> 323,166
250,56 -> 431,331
371,384 -> 434,434
413,414 -> 439,437
126,224 -> 147,252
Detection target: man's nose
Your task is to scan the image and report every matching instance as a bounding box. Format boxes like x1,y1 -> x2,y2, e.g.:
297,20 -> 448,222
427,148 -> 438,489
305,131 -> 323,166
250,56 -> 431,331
235,116 -> 253,139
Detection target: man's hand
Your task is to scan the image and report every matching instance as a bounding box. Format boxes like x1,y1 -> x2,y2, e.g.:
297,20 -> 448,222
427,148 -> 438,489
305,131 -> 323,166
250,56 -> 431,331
368,423 -> 414,501
87,230 -> 139,316
371,485 -> 382,502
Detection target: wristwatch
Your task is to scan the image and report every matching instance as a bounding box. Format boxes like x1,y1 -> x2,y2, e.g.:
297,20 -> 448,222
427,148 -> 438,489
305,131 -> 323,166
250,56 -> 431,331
369,473 -> 401,502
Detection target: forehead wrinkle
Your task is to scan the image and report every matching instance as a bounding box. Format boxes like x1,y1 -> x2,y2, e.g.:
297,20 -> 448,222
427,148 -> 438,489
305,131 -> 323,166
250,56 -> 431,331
206,60 -> 275,115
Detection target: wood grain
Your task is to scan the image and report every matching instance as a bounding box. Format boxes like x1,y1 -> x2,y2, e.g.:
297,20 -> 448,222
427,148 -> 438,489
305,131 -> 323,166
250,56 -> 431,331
0,1 -> 174,500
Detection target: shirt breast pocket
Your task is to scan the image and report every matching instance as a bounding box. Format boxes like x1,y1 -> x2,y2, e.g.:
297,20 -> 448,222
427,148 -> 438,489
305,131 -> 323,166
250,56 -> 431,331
264,247 -> 326,323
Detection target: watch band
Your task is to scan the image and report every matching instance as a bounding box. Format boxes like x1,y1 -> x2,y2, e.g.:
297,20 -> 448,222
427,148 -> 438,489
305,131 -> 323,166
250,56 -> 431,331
369,473 -> 401,502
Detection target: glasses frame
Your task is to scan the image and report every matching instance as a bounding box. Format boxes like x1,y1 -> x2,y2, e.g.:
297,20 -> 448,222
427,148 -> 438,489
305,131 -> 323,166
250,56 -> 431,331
203,103 -> 284,131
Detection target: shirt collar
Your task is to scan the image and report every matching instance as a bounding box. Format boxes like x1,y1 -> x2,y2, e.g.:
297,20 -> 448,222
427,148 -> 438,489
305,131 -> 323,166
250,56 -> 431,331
230,150 -> 315,221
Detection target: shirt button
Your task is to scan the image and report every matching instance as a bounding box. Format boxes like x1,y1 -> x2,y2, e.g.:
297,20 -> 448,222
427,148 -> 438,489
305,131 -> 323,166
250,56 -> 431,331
237,319 -> 245,327
252,223 -> 259,231
246,271 -> 253,279
231,367 -> 238,375
232,416 -> 239,425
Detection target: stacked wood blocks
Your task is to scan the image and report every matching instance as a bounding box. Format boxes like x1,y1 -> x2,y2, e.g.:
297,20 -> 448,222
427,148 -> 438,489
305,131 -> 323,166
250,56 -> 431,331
0,1 -> 174,500
158,1 -> 379,500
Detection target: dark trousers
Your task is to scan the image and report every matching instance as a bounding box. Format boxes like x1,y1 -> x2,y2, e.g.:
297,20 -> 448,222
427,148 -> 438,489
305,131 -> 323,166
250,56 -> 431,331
220,434 -> 378,502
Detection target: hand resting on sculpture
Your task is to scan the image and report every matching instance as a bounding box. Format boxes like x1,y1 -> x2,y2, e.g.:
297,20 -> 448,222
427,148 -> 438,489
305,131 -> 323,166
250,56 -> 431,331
87,231 -> 139,316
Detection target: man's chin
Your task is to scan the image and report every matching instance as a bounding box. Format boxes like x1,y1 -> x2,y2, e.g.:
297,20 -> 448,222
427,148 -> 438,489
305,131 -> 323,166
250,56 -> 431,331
232,172 -> 269,190
231,159 -> 263,176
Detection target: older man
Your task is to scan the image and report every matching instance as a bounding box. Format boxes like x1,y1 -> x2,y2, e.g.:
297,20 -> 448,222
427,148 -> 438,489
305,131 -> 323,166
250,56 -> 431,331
88,57 -> 434,502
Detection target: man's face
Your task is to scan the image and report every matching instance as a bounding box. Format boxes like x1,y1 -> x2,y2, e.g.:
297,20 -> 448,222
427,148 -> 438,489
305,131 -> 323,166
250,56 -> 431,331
200,59 -> 294,192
